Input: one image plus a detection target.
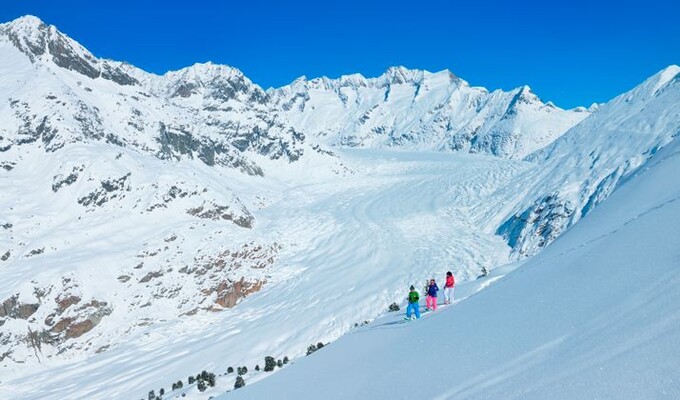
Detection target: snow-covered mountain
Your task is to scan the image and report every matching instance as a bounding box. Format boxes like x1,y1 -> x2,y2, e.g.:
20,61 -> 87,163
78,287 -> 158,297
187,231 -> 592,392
496,64 -> 680,256
1,14 -> 679,400
269,67 -> 588,158
0,15 -> 313,175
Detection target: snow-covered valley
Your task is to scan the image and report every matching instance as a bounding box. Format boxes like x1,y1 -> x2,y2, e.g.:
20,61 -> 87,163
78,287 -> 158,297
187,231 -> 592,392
1,14 -> 679,400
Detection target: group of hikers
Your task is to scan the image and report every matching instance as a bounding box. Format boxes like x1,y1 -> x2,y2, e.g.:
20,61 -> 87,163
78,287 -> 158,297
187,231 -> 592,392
405,271 -> 455,320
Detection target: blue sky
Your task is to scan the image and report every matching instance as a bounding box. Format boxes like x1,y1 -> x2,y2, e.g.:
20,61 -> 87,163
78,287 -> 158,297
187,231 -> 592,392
1,0 -> 678,108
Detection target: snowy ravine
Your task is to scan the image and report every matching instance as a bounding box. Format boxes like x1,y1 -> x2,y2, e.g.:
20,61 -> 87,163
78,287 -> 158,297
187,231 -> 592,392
0,14 -> 679,400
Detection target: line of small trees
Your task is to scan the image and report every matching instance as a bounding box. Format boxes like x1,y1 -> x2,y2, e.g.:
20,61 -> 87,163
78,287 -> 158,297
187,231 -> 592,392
144,347 -> 324,398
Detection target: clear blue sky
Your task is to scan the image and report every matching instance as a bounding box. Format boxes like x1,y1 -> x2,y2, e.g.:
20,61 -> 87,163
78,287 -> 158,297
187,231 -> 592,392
2,0 -> 678,108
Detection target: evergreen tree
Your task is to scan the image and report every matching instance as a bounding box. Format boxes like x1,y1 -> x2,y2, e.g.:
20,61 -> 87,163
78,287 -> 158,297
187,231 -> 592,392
197,381 -> 207,392
255,365 -> 260,371
234,376 -> 245,389
148,390 -> 155,400
188,376 -> 195,385
206,372 -> 216,387
306,344 -> 317,355
227,366 -> 234,374
264,356 -> 276,372
283,356 -> 289,364
277,359 -> 283,368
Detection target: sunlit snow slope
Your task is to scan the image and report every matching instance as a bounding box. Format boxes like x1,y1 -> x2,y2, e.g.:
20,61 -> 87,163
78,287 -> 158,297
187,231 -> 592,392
226,114 -> 680,400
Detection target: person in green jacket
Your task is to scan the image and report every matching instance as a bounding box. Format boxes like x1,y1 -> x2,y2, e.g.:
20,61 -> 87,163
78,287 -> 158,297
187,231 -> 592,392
405,285 -> 421,320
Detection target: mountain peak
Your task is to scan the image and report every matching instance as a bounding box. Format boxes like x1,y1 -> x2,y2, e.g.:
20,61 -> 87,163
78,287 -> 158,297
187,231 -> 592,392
166,62 -> 246,81
0,14 -> 51,60
653,64 -> 680,89
4,14 -> 47,30
1,15 -> 140,86
382,66 -> 424,84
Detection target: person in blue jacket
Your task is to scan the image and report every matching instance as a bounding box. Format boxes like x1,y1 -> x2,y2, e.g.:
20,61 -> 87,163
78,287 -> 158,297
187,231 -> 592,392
426,278 -> 439,311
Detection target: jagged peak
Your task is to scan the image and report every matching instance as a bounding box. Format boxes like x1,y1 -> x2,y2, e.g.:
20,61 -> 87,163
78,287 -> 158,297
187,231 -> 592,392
0,15 -> 52,58
381,66 -> 424,85
164,62 -> 245,80
1,15 -> 47,31
0,14 -> 135,85
160,62 -> 261,92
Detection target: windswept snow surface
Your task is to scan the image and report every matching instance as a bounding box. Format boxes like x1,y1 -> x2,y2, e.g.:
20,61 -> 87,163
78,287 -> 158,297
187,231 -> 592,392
226,135 -> 680,400
0,150 -> 530,399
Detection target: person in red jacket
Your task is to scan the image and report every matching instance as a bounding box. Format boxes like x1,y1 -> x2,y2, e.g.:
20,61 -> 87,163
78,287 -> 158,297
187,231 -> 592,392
444,271 -> 455,305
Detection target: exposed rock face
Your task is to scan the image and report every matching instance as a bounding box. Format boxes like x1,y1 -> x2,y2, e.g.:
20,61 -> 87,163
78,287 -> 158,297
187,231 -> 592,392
209,278 -> 265,308
185,242 -> 281,310
77,173 -> 131,207
497,193 -> 575,256
48,300 -> 112,340
0,296 -> 40,319
52,165 -> 84,192
186,200 -> 255,228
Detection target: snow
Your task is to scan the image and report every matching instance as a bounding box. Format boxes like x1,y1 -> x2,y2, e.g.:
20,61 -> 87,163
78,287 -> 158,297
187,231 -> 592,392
496,64 -> 680,256
224,118 -> 680,400
0,14 -> 678,400
268,66 -> 587,159
0,147 -> 531,400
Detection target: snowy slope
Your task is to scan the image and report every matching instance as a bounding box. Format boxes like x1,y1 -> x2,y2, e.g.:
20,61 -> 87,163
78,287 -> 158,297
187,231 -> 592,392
269,67 -> 588,158
1,148 -> 532,400
225,112 -> 680,400
495,65 -> 680,256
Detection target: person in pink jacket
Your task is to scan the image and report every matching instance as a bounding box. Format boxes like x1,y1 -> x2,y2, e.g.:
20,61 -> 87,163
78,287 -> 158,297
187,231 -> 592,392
444,271 -> 455,305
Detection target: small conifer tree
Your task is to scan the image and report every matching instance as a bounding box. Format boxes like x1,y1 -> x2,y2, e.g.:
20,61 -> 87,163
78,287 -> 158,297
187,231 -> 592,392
206,372 -> 216,387
234,376 -> 245,389
264,356 -> 276,371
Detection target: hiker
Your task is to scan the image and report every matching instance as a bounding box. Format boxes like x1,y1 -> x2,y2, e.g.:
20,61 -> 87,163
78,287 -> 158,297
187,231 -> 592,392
444,271 -> 455,304
405,285 -> 421,320
426,278 -> 439,311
